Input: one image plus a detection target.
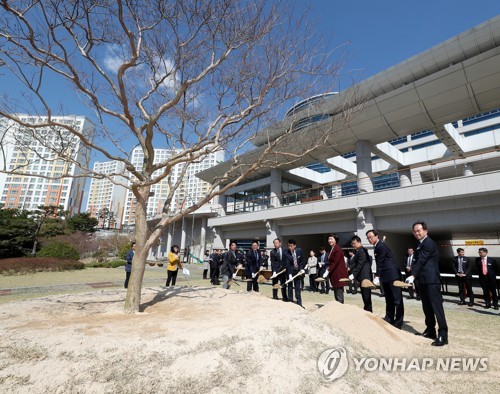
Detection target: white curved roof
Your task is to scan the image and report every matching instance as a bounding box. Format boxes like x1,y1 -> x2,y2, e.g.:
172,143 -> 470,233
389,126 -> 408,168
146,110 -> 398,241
198,16 -> 500,184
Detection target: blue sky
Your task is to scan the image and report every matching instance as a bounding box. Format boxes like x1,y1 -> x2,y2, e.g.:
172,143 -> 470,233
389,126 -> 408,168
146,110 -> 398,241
2,1 -> 499,208
308,0 -> 500,89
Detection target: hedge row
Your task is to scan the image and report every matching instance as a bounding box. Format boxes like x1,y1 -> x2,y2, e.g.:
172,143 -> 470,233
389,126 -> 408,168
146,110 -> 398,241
0,257 -> 84,274
86,259 -> 126,268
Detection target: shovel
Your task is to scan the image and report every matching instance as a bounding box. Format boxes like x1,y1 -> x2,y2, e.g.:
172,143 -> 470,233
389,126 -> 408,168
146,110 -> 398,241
361,279 -> 378,289
393,280 -> 412,288
274,271 -> 305,289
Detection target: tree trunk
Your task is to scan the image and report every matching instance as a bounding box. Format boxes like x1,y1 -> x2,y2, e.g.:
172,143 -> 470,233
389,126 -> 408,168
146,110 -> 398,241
124,186 -> 151,313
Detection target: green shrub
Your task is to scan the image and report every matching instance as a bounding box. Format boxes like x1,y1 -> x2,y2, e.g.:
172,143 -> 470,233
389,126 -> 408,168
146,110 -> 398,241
86,259 -> 125,268
37,241 -> 80,260
0,257 -> 84,274
118,242 -> 133,260
109,259 -> 126,268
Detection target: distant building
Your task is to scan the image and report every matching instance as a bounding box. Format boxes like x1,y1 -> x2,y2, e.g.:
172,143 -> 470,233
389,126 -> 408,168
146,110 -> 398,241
86,161 -> 128,229
122,147 -> 224,226
0,115 -> 94,214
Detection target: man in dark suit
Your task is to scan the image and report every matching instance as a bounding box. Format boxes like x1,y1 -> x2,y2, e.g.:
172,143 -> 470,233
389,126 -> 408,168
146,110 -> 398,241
367,230 -> 404,329
401,247 -> 418,299
270,238 -> 289,301
245,240 -> 262,292
210,249 -> 221,285
452,247 -> 474,306
283,239 -> 305,306
317,246 -> 329,294
349,236 -> 372,312
221,241 -> 239,289
475,247 -> 498,309
406,221 -> 448,346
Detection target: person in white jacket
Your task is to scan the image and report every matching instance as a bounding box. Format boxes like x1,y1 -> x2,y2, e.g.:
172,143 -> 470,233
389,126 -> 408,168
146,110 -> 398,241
307,250 -> 318,292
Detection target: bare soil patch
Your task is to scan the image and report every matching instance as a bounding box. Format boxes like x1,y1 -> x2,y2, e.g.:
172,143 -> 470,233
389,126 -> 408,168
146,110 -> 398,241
0,286 -> 498,393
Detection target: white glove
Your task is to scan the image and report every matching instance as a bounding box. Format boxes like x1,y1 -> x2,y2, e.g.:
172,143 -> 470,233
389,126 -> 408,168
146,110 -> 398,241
323,269 -> 329,278
405,275 -> 415,284
182,268 -> 190,276
288,274 -> 293,282
318,262 -> 323,267
271,271 -> 277,279
349,274 -> 354,281
299,269 -> 305,275
251,272 -> 257,279
232,273 -> 237,279
373,276 -> 380,286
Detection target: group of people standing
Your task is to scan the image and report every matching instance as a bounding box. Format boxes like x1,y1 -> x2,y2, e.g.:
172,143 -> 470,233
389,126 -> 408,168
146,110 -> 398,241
125,220 -> 497,348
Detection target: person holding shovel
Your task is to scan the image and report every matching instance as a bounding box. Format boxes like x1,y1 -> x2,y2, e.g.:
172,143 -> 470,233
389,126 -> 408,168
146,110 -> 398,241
284,239 -> 305,306
326,234 -> 348,304
270,238 -> 289,301
349,236 -> 373,312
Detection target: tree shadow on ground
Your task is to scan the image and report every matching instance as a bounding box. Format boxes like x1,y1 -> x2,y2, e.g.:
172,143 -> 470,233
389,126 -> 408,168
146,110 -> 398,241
139,285 -> 219,312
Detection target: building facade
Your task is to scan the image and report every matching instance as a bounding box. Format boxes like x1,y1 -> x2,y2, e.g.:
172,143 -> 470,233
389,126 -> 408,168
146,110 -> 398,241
85,160 -> 128,229
194,17 -> 500,268
124,146 -> 224,227
0,115 -> 94,215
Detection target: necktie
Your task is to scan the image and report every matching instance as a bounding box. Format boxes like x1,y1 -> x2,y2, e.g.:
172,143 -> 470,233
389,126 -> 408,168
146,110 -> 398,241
293,252 -> 298,270
482,258 -> 487,276
255,251 -> 258,262
279,248 -> 282,261
458,258 -> 463,273
407,256 -> 412,268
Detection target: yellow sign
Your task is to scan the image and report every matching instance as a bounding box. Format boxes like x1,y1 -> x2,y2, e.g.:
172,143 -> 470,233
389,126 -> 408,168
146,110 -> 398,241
465,240 -> 484,246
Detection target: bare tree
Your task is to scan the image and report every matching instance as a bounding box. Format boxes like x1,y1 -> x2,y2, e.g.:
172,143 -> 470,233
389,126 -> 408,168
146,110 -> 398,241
0,0 -> 358,312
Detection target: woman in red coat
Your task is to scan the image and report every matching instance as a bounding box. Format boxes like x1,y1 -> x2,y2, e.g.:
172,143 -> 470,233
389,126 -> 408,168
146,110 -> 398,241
327,234 -> 348,303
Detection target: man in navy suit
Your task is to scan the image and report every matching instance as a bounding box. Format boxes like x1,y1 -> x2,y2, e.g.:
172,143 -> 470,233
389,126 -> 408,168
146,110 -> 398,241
451,248 -> 474,306
367,230 -> 404,329
270,238 -> 289,301
283,239 -> 305,306
406,221 -> 448,346
245,240 -> 262,292
475,247 -> 498,309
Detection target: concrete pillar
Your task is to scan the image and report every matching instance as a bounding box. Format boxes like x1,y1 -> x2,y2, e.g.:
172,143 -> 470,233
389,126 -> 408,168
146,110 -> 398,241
212,226 -> 225,249
356,207 -> 375,238
464,163 -> 474,176
166,224 -> 173,256
180,217 -> 187,252
265,220 -> 279,249
399,168 -> 412,187
199,216 -> 207,260
270,169 -> 282,207
355,140 -> 373,193
356,207 -> 376,272
218,194 -> 227,216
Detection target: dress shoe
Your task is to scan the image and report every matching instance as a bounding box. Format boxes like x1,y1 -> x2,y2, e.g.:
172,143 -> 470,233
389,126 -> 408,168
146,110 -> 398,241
415,330 -> 437,339
282,299 -> 290,302
484,304 -> 491,309
431,336 -> 448,346
407,295 -> 415,300
458,301 -> 466,305
272,297 -> 279,300
416,296 -> 421,301
467,302 -> 474,307
494,305 -> 499,310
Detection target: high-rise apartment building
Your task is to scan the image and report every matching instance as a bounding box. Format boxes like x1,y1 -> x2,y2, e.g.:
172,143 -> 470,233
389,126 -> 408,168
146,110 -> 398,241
122,147 -> 224,226
0,115 -> 94,214
86,161 -> 128,229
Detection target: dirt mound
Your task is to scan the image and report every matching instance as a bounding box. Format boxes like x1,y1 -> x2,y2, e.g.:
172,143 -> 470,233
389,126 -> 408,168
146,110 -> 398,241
0,286 -> 498,393
313,300 -> 427,356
